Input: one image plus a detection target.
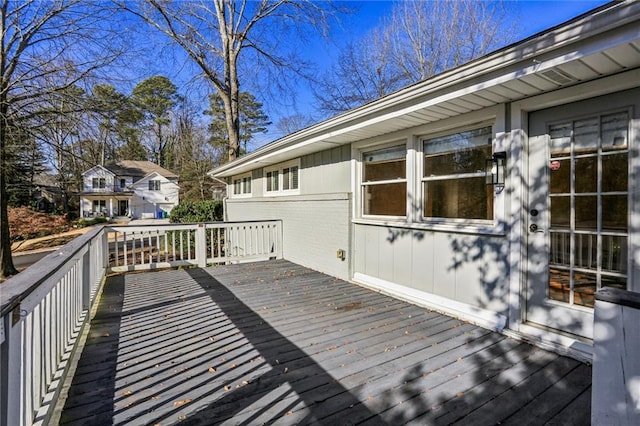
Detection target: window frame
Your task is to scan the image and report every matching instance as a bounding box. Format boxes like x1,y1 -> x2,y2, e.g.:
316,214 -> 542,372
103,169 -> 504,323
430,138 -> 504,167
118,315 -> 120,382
92,177 -> 106,189
360,142 -> 408,220
231,172 -> 253,198
263,159 -> 301,196
148,180 -> 161,191
420,124 -> 495,224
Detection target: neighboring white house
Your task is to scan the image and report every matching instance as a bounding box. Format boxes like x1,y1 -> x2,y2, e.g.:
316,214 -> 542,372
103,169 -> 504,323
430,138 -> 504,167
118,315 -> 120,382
210,1 -> 640,360
80,161 -> 179,219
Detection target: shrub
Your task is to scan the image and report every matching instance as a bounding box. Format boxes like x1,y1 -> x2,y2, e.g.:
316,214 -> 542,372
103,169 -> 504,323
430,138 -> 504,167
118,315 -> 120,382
169,200 -> 223,224
8,207 -> 69,242
77,217 -> 109,228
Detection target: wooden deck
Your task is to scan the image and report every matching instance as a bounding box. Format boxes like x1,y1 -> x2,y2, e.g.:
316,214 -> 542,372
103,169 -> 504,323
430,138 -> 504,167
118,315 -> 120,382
57,260 -> 591,425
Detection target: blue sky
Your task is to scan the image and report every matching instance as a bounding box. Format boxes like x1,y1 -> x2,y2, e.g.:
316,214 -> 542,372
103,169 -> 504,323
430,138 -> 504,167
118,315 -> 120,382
250,0 -> 611,146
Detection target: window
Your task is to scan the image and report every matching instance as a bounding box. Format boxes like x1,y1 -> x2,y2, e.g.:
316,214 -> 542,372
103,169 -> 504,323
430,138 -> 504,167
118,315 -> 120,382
233,174 -> 252,196
266,170 -> 279,192
422,126 -> 493,220
92,177 -> 106,189
283,166 -> 299,190
362,145 -> 407,217
264,160 -> 300,195
92,200 -> 106,213
120,178 -> 126,189
148,180 -> 161,191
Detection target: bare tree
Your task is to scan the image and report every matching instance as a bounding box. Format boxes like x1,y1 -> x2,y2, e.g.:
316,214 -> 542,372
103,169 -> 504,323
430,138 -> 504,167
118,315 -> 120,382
123,0 -> 339,162
315,0 -> 514,114
0,0 -> 121,279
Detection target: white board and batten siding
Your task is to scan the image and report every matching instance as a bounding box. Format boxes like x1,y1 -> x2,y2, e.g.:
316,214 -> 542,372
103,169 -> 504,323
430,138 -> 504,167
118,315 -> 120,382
352,224 -> 509,330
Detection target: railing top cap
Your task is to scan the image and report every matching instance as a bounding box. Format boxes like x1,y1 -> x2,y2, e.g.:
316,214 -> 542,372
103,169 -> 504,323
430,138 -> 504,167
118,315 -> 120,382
1,226 -> 105,317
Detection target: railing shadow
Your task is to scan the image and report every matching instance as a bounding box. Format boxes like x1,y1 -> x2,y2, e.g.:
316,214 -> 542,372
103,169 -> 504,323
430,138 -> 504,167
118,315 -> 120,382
60,275 -> 125,424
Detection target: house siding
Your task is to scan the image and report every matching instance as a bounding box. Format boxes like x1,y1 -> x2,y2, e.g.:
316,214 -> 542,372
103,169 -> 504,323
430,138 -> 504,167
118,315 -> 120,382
226,145 -> 352,279
353,224 -> 509,319
226,194 -> 351,280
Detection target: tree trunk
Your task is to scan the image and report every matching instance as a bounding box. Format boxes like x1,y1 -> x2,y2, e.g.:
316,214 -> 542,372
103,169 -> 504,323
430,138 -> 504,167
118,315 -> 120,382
0,102 -> 19,279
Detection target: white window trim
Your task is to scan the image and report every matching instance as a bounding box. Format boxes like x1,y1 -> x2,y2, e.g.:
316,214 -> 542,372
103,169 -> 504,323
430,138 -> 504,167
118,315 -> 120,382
231,172 -> 252,198
263,159 -> 300,196
419,122 -> 496,226
359,141 -> 408,220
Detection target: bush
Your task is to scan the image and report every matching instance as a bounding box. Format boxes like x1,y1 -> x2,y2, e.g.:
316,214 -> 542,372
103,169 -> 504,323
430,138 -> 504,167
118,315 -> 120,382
8,207 -> 69,242
77,217 -> 109,228
169,200 -> 223,224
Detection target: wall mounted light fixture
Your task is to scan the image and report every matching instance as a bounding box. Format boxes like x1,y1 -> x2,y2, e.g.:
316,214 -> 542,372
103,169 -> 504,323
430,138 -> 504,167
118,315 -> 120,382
486,151 -> 507,189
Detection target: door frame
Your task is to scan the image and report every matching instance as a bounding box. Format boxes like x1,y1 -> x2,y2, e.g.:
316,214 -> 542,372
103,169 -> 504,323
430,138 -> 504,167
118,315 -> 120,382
508,72 -> 639,348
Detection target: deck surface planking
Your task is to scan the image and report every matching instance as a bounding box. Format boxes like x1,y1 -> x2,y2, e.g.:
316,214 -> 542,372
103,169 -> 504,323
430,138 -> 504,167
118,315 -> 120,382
58,260 -> 591,425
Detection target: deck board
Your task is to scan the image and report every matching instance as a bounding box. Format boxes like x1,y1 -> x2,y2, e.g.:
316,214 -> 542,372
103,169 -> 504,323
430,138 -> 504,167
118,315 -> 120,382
58,260 -> 591,425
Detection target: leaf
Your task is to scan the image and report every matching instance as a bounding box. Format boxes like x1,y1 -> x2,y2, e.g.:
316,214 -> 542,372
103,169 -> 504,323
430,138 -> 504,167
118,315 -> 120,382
122,390 -> 132,396
173,399 -> 191,407
208,367 -> 217,373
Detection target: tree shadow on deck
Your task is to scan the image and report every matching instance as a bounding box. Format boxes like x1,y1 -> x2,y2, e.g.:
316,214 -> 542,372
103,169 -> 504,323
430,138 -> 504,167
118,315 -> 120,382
167,267 -> 386,425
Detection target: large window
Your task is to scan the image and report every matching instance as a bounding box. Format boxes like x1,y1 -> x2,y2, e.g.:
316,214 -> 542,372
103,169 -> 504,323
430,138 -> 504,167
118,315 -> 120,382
422,126 -> 493,220
362,145 -> 407,217
264,160 -> 300,195
233,174 -> 252,196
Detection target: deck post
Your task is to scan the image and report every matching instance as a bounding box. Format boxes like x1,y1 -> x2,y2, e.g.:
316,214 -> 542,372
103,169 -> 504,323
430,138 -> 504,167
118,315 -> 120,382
592,288 -> 640,425
196,223 -> 207,267
1,309 -> 23,425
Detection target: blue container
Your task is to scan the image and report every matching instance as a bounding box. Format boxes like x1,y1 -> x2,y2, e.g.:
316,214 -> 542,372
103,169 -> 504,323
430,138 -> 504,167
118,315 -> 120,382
157,211 -> 163,219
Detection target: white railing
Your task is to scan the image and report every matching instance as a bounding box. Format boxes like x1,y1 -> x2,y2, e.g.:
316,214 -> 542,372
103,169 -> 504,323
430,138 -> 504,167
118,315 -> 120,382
106,221 -> 282,272
0,220 -> 282,425
0,226 -> 107,426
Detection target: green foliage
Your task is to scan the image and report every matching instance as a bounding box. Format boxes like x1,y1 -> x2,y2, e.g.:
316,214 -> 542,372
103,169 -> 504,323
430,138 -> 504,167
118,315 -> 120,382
205,91 -> 271,155
169,200 -> 223,223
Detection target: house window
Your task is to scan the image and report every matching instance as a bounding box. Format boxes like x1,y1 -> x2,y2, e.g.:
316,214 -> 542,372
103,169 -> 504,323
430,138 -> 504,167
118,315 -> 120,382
264,160 -> 300,195
232,174 -> 252,196
148,180 -> 161,191
266,170 -> 279,192
92,200 -> 106,213
120,178 -> 126,189
422,126 -> 493,220
283,166 -> 299,190
362,145 -> 407,217
92,178 -> 106,189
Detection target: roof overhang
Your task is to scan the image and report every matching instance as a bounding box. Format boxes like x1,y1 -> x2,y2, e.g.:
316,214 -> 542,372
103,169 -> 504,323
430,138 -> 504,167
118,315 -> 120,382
211,1 -> 640,178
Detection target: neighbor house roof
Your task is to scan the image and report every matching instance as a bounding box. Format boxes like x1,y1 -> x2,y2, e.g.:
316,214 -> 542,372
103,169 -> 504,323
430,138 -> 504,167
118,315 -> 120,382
210,0 -> 640,178
106,161 -> 179,180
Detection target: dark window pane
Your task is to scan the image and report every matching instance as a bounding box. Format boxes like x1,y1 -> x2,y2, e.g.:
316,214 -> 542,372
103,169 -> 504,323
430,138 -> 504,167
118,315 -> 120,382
424,177 -> 492,220
575,196 -> 597,230
575,157 -> 597,193
602,195 -> 627,231
602,153 -> 627,192
550,196 -> 570,228
549,159 -> 571,194
549,268 -> 570,303
364,183 -> 406,216
364,159 -> 406,181
602,235 -> 627,274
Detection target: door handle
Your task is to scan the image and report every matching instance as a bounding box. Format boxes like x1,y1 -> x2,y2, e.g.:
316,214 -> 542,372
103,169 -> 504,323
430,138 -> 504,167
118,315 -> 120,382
529,223 -> 544,233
